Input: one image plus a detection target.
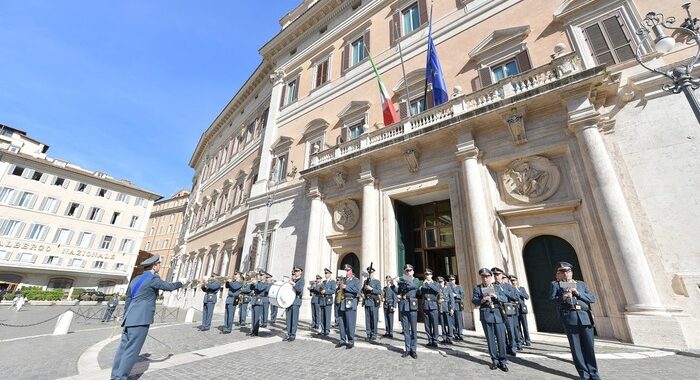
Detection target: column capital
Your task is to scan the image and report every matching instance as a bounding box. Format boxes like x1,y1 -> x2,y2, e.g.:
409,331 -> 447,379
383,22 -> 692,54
358,160 -> 375,186
455,140 -> 480,160
562,86 -> 601,133
270,69 -> 285,85
306,176 -> 323,199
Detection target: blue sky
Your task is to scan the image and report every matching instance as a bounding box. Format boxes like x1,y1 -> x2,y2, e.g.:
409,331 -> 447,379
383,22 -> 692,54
0,1 -> 299,198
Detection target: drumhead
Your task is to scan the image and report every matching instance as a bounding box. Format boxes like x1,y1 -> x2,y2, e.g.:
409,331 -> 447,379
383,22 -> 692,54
268,282 -> 295,309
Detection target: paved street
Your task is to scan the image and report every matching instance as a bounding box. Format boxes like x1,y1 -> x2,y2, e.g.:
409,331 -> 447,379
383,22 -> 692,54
0,306 -> 698,380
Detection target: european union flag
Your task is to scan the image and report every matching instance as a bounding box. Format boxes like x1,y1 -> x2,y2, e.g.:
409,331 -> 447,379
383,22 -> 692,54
426,27 -> 448,106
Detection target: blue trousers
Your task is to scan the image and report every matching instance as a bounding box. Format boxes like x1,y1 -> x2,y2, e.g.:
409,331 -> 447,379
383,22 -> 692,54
364,305 -> 378,338
110,325 -> 149,380
423,309 -> 439,343
439,311 -> 453,339
320,304 -> 332,334
239,303 -> 248,325
311,302 -> 319,327
505,314 -> 519,352
338,308 -> 356,344
383,307 -> 394,334
482,320 -> 507,366
334,302 -> 340,325
262,301 -> 269,324
286,304 -> 300,337
102,307 -> 116,322
452,309 -> 464,337
400,310 -> 417,352
223,302 -> 236,332
565,323 -> 599,380
201,302 -> 215,330
517,314 -> 530,343
251,304 -> 263,334
270,305 -> 278,323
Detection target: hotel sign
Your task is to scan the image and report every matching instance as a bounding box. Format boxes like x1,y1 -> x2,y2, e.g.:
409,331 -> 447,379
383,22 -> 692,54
0,239 -> 117,260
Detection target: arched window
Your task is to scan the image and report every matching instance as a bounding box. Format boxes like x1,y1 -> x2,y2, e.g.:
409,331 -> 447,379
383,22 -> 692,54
97,280 -> 117,294
338,252 -> 360,274
47,277 -> 74,290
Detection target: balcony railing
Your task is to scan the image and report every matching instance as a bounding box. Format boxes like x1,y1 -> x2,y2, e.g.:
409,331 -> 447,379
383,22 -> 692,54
308,52 -> 583,170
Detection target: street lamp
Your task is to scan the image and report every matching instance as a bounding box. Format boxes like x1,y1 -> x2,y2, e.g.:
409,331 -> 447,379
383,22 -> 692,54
259,177 -> 276,272
635,2 -> 700,123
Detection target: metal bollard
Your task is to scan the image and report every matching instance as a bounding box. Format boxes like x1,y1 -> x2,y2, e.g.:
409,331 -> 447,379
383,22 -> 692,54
53,310 -> 74,335
185,307 -> 196,323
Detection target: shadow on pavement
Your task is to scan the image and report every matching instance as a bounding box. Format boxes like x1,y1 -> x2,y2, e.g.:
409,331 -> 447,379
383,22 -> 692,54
509,356 -> 579,379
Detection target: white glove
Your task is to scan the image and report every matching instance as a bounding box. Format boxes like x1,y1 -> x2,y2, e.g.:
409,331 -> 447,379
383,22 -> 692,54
178,278 -> 189,285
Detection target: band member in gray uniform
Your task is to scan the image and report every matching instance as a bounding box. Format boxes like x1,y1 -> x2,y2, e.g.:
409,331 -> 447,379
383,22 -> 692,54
238,276 -> 252,327
102,297 -> 119,322
319,268 -> 336,336
110,255 -> 183,380
382,275 -> 397,338
336,264 -> 360,349
285,266 -> 305,342
510,274 -> 531,346
223,273 -> 243,334
472,268 -> 509,372
248,272 -> 269,336
362,263 -> 381,341
392,264 -> 419,358
491,267 -> 519,355
550,262 -> 600,380
437,276 -> 455,344
309,275 -> 322,330
420,269 -> 440,347
261,271 -> 272,327
200,276 -> 221,331
448,275 -> 465,341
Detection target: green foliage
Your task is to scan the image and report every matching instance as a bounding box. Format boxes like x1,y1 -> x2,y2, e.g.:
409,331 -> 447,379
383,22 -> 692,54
19,287 -> 63,301
72,288 -> 87,299
4,293 -> 15,301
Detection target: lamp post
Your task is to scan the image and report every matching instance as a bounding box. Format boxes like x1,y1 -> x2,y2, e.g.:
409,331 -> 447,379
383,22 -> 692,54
635,2 -> 700,123
259,178 -> 276,272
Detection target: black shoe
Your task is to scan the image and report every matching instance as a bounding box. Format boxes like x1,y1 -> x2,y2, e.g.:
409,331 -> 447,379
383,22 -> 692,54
524,341 -> 531,346
288,336 -> 295,342
387,334 -> 393,338
370,336 -> 377,341
335,342 -> 346,348
401,351 -> 410,358
346,343 -> 354,349
283,336 -> 289,341
261,324 -> 267,327
246,333 -> 253,336
499,364 -> 509,372
445,338 -> 453,344
365,337 -> 371,342
410,351 -> 417,359
383,333 -> 391,337
489,363 -> 498,370
507,351 -> 516,357
222,330 -> 231,334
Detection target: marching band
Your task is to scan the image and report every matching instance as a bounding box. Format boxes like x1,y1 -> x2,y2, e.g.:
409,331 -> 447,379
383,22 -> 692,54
184,261 -> 597,376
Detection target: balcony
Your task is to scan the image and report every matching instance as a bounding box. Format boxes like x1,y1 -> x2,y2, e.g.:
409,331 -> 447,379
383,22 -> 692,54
304,52 -> 592,173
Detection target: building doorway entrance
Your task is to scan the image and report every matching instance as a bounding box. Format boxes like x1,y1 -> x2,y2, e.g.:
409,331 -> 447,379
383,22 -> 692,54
338,252 -> 360,274
523,235 -> 584,333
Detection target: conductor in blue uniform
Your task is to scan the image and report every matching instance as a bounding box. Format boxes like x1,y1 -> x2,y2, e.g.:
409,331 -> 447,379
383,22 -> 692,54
285,266 -> 305,342
335,263 -> 360,349
550,262 -> 600,380
200,276 -> 221,331
110,255 -> 182,380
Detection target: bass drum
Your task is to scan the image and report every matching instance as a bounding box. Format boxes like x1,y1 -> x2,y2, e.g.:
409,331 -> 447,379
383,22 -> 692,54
268,281 -> 296,309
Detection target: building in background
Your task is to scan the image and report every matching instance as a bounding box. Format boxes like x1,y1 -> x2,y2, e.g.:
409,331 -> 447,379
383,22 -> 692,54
0,124 -> 160,296
140,189 -> 189,280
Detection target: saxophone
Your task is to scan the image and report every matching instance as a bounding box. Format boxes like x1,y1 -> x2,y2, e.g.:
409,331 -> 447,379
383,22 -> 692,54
335,277 -> 345,304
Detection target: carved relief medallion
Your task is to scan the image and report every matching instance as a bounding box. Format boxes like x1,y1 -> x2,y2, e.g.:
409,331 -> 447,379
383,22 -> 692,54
333,199 -> 360,231
502,156 -> 560,203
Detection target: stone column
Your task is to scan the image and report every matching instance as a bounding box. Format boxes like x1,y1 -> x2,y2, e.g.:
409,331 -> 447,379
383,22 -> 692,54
252,69 -> 286,197
303,177 -> 324,277
359,162 -> 380,272
455,133 -> 495,271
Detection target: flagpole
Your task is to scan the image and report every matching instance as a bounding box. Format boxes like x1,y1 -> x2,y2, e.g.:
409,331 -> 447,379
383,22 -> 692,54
423,2 -> 433,109
394,21 -> 413,118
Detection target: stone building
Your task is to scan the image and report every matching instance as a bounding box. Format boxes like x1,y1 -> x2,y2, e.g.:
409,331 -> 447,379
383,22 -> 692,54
140,190 -> 189,280
181,0 -> 700,349
0,124 -> 160,295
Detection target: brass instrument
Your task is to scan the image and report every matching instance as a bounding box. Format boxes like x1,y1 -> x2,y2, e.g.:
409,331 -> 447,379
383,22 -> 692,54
335,276 -> 345,304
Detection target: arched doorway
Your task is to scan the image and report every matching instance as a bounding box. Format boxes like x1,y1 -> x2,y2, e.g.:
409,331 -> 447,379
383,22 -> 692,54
523,235 -> 584,333
338,252 -> 359,274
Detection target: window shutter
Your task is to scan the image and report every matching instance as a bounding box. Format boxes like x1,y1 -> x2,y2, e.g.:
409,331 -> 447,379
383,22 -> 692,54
14,253 -> 21,261
390,11 -> 401,46
399,100 -> 409,119
81,260 -> 87,268
419,0 -> 429,26
15,222 -> 25,238
584,23 -> 614,66
427,88 -> 435,109
515,50 -> 532,72
89,233 -> 95,247
96,209 -> 104,222
602,15 -> 634,63
52,200 -> 61,214
66,231 -> 74,245
57,258 -> 63,266
68,258 -> 74,266
22,169 -> 33,179
478,67 -> 493,89
28,194 -> 37,209
106,190 -> 112,199
39,197 -> 48,212
43,255 -> 49,264
7,164 -> 15,175
279,84 -> 286,108
76,205 -> 84,218
8,191 -> 19,206
85,185 -> 92,194
40,173 -> 48,183
39,226 -> 49,241
31,254 -> 37,263
363,30 -> 371,56
292,77 -> 299,102
62,179 -> 70,189
342,43 -> 350,72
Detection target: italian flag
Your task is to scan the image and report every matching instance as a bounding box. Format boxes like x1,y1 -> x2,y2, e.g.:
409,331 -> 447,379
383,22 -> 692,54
368,52 -> 400,126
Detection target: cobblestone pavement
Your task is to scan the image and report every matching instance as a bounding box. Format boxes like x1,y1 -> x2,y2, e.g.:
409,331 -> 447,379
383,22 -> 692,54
2,306 -> 699,380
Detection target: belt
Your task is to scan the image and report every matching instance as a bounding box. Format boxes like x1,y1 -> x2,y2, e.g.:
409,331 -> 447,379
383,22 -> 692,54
424,295 -> 436,302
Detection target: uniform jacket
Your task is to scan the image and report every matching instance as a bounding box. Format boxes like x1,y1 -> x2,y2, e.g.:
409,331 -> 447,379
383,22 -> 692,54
319,279 -> 337,306
438,284 -> 455,313
240,282 -> 252,303
249,281 -> 269,306
451,284 -> 465,311
225,280 -> 243,305
362,278 -> 382,308
310,282 -> 321,304
471,284 -> 507,324
292,276 -> 305,306
202,280 -> 221,304
392,277 -> 419,312
339,276 -> 361,311
420,281 -> 441,311
122,273 -> 182,327
107,298 -> 119,309
262,282 -> 271,305
382,285 -> 398,310
550,281 -> 596,326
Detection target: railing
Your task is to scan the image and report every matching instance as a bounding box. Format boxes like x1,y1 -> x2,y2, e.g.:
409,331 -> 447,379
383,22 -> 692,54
309,52 -> 583,169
